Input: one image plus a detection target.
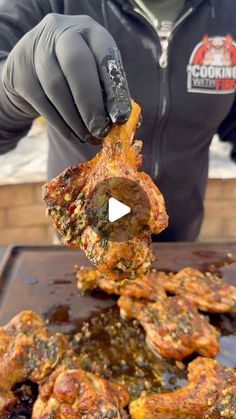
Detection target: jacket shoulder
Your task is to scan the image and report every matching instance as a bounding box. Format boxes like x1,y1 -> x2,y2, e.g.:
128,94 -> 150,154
49,0 -> 104,23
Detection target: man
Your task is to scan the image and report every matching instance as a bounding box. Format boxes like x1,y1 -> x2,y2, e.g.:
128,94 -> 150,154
0,0 -> 235,241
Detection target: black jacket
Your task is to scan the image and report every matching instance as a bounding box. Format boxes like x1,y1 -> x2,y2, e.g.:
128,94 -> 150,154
0,0 -> 235,241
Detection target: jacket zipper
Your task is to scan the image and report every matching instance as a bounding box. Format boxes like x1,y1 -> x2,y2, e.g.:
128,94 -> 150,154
158,9 -> 194,69
133,6 -> 194,178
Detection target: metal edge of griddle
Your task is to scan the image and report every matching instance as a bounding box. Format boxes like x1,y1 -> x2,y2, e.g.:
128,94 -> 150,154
0,245 -> 20,307
0,245 -> 16,292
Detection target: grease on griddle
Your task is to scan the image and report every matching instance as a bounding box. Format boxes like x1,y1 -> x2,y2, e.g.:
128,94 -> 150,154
70,306 -> 188,400
18,272 -> 38,286
201,253 -> 235,274
45,304 -> 70,323
48,279 -> 72,285
44,304 -> 76,334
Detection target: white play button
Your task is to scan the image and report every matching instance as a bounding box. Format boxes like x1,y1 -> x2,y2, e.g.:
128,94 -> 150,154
85,177 -> 151,242
108,197 -> 131,223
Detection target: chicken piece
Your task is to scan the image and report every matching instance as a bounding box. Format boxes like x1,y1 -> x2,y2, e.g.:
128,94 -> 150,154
129,357 -> 236,419
43,102 -> 168,280
75,265 -> 107,293
118,295 -> 219,360
32,364 -> 129,419
162,267 -> 236,313
0,311 -> 129,419
76,266 -> 166,300
0,310 -> 68,390
0,391 -> 16,419
76,265 -> 236,314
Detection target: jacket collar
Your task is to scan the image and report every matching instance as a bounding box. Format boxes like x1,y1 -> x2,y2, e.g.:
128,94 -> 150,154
114,0 -> 208,10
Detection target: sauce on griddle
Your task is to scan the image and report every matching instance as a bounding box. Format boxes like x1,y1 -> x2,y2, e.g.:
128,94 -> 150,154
70,306 -> 188,401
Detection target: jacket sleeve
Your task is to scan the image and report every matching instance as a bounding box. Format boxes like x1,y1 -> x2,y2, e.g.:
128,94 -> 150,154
0,0 -> 64,154
218,96 -> 236,161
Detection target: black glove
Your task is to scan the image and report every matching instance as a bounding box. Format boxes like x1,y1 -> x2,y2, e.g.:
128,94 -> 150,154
2,14 -> 131,144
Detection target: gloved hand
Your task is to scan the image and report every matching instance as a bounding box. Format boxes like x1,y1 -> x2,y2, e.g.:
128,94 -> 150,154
2,14 -> 131,143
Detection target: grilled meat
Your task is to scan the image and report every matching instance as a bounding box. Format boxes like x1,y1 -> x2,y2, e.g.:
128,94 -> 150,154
0,311 -> 68,389
118,295 -> 219,360
162,267 -> 236,313
33,364 -> 129,418
0,311 -> 129,418
76,266 -> 166,300
129,357 -> 236,418
76,265 -> 236,314
43,102 -> 168,280
0,391 -> 16,419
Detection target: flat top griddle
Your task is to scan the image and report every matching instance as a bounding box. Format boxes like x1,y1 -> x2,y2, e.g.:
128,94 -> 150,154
0,242 -> 236,367
0,243 -> 236,418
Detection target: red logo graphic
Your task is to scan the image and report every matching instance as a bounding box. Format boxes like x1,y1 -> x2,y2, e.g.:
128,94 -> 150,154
187,35 -> 236,94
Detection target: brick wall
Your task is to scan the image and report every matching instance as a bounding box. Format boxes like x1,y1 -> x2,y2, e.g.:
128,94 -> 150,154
200,179 -> 236,241
0,182 -> 54,245
0,179 -> 235,245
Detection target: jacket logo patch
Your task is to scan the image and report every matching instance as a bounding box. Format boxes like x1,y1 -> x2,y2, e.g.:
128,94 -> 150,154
187,35 -> 236,94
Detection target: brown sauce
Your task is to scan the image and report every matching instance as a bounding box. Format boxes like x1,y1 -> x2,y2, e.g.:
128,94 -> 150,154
70,306 -> 188,401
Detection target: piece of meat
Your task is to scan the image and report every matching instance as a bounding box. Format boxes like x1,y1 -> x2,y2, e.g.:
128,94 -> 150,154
161,267 -> 236,313
32,364 -> 129,419
0,390 -> 16,419
76,265 -> 236,314
43,102 -> 168,280
0,311 -> 129,418
0,311 -> 68,390
118,295 -> 219,360
75,265 -> 107,293
76,266 -> 166,300
129,357 -> 236,418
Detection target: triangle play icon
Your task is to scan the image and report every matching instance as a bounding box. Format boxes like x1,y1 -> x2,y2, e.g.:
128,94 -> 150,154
108,197 -> 131,223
